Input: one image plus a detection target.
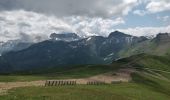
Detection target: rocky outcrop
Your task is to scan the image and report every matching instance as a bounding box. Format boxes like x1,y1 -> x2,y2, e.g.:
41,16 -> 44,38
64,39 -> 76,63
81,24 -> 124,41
155,33 -> 170,43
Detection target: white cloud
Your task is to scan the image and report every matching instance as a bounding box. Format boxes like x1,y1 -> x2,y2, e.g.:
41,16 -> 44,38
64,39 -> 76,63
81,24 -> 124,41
0,10 -> 73,42
146,0 -> 170,13
0,0 -> 169,42
0,10 -> 125,42
65,16 -> 125,37
133,10 -> 147,16
0,10 -> 169,42
118,25 -> 170,36
157,16 -> 170,21
133,0 -> 170,16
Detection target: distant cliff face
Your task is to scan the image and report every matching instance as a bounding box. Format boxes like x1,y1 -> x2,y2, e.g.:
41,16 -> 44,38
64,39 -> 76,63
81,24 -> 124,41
0,40 -> 32,55
155,33 -> 170,43
50,33 -> 81,42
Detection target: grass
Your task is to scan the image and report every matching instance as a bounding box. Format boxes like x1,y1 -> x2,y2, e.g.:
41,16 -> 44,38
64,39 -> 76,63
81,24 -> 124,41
1,82 -> 170,100
0,54 -> 170,100
0,54 -> 169,82
119,39 -> 170,58
132,73 -> 170,96
0,64 -> 119,82
1,68 -> 170,100
137,55 -> 170,71
158,72 -> 170,79
117,54 -> 170,72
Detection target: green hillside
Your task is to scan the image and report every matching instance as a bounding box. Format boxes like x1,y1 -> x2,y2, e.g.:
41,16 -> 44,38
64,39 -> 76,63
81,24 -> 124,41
0,64 -> 119,82
1,70 -> 170,100
1,82 -> 170,100
0,54 -> 170,100
117,54 -> 170,71
0,54 -> 170,82
119,38 -> 170,58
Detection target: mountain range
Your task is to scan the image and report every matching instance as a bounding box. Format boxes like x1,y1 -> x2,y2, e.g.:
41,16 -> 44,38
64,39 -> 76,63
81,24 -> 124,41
0,40 -> 32,56
0,31 -> 169,73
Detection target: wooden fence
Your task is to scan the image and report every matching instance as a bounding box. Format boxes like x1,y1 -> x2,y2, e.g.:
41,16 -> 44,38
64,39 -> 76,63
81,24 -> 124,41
45,80 -> 123,86
45,80 -> 76,86
87,81 -> 106,85
111,81 -> 122,84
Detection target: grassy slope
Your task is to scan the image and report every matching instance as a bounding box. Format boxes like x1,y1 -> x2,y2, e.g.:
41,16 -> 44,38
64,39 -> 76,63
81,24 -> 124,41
1,80 -> 170,100
0,64 -> 120,82
119,39 -> 170,58
117,54 -> 170,71
0,54 -> 170,100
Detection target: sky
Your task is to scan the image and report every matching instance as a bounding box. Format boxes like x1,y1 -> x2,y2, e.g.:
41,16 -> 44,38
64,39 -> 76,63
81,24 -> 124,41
0,0 -> 170,42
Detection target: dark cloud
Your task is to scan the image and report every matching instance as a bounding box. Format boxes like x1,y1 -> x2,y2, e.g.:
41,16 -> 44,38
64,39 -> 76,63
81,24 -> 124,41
19,32 -> 32,42
0,0 -> 137,18
18,22 -> 31,28
0,0 -> 18,10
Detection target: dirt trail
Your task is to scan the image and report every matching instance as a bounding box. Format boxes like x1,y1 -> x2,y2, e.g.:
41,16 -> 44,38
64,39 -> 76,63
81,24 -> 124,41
79,68 -> 134,84
0,68 -> 134,95
48,68 -> 135,84
0,81 -> 45,95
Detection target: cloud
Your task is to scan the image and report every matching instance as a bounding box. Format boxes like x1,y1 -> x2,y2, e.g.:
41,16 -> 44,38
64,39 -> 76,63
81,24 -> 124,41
157,16 -> 170,22
0,9 -> 169,42
0,0 -> 169,42
133,10 -> 148,16
64,16 -> 125,37
0,10 -> 125,42
0,0 -> 138,18
118,25 -> 170,36
0,0 -> 138,42
146,0 -> 170,13
0,10 -> 73,42
133,0 -> 170,16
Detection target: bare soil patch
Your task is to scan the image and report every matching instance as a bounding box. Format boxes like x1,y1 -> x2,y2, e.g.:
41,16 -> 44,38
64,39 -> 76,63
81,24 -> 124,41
0,68 -> 135,95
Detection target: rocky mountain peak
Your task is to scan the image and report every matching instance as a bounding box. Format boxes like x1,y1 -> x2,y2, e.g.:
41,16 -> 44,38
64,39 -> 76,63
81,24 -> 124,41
49,33 -> 81,42
155,33 -> 170,43
108,31 -> 131,38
